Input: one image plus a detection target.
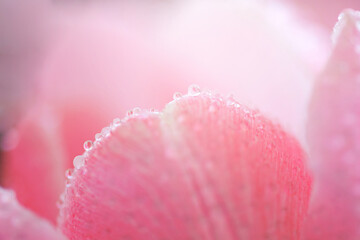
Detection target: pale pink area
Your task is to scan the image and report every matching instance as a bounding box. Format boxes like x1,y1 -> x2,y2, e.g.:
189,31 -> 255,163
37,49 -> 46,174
277,0 -> 360,32
37,1 -> 328,157
0,0 -> 51,131
2,104 -> 67,223
0,188 -> 66,240
37,8 -> 186,166
153,1 -> 328,141
304,10 -> 360,239
59,91 -> 312,240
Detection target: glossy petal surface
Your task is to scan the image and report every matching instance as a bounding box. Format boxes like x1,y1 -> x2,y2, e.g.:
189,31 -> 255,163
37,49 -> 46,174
59,92 -> 312,240
0,188 -> 66,240
304,10 -> 360,240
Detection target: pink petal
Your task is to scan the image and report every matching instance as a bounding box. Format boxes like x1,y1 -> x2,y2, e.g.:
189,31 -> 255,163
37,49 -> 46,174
38,11 -> 186,166
0,187 -> 66,240
278,0 -> 360,32
2,104 -> 66,223
158,1 -> 328,141
304,10 -> 360,239
38,1 -> 328,148
59,89 -> 312,240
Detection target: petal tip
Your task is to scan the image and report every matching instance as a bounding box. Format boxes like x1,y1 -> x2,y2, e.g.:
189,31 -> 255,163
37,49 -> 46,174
332,9 -> 360,45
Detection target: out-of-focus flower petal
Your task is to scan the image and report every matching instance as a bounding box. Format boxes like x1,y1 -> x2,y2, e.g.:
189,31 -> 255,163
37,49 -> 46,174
304,9 -> 360,240
0,187 -> 66,240
37,1 -> 328,154
278,0 -> 360,32
38,10 -> 186,166
2,104 -> 66,223
59,90 -> 312,240
158,1 -> 328,142
0,0 -> 51,131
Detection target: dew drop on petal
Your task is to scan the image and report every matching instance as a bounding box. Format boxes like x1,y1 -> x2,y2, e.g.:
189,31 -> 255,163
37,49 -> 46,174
173,92 -> 182,100
113,118 -> 121,126
188,84 -> 201,96
73,156 -> 85,169
65,169 -> 74,179
65,178 -> 71,187
243,107 -> 251,114
83,140 -> 93,151
95,133 -> 102,141
101,127 -> 110,137
56,193 -> 65,209
133,107 -> 141,115
127,110 -> 134,116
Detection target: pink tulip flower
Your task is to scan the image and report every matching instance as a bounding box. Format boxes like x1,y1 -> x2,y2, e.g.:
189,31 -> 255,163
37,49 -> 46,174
0,1 -> 359,240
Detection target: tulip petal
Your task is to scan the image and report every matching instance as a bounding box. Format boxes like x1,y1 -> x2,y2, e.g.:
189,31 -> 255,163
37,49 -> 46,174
159,1 -> 328,142
162,90 -> 312,239
304,10 -> 360,240
0,187 -> 66,240
2,105 -> 66,223
59,90 -> 312,240
278,0 -> 360,31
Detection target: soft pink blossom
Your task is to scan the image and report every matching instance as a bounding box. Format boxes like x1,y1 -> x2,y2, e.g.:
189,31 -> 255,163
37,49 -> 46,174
0,1 -> 359,240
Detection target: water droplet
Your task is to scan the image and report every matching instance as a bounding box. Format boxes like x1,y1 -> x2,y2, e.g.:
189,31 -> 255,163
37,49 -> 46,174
56,193 -> 65,209
226,94 -> 239,107
133,107 -> 141,114
173,92 -> 182,100
101,127 -> 110,137
243,108 -> 250,114
227,100 -> 235,107
127,110 -> 133,116
95,133 -> 102,140
338,12 -> 345,21
188,84 -> 201,96
73,156 -> 85,169
65,178 -> 71,187
83,140 -> 93,151
65,169 -> 74,179
113,118 -> 121,126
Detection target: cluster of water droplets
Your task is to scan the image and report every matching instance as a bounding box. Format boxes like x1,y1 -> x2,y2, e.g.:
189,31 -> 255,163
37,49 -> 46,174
66,106 -> 162,180
64,84 -> 247,190
172,84 -> 246,112
172,84 -> 202,102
